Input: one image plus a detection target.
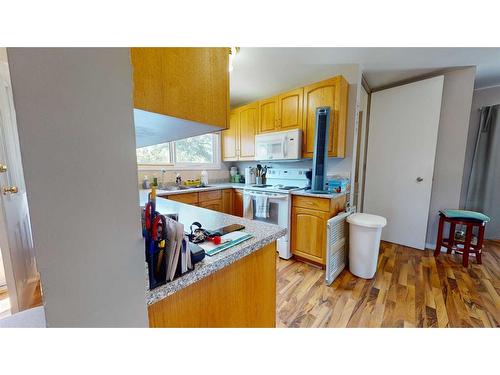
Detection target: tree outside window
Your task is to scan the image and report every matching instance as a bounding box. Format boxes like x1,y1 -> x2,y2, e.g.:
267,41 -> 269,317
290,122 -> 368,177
136,133 -> 219,167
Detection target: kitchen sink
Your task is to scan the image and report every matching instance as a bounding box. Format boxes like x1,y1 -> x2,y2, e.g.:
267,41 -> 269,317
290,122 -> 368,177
163,185 -> 213,191
164,185 -> 192,191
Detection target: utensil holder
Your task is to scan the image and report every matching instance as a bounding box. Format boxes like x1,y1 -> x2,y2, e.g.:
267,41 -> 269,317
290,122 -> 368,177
256,176 -> 263,185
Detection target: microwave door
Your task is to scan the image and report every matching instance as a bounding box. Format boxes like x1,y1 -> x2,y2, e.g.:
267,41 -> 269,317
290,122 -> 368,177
269,140 -> 285,160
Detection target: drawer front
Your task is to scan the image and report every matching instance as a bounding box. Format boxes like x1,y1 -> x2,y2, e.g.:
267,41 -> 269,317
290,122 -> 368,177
292,195 -> 330,212
199,189 -> 222,202
199,199 -> 223,212
168,192 -> 199,204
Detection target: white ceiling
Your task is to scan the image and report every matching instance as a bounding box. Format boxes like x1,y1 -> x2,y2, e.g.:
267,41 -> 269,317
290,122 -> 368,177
230,47 -> 500,106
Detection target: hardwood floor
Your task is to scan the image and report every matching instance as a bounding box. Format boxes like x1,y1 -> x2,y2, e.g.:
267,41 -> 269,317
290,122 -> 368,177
277,240 -> 499,328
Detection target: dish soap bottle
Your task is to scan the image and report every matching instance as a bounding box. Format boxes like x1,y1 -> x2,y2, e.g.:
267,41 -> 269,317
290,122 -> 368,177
142,175 -> 150,189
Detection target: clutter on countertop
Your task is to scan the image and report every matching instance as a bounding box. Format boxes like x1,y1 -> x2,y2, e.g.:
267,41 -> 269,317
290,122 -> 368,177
139,189 -> 286,305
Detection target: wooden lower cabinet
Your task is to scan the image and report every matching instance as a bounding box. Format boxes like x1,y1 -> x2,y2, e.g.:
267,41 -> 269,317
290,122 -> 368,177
222,189 -> 233,214
291,207 -> 329,264
199,199 -> 222,212
164,188 -> 242,215
167,192 -> 199,204
232,189 -> 244,217
148,241 -> 277,327
290,194 -> 347,265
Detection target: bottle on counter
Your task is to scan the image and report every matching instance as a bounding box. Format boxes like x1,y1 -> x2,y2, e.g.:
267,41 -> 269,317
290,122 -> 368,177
142,175 -> 150,189
153,177 -> 158,187
200,170 -> 208,186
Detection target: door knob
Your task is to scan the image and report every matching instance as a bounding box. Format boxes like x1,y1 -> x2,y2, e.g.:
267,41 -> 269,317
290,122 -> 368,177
0,164 -> 7,173
416,177 -> 424,182
2,186 -> 18,195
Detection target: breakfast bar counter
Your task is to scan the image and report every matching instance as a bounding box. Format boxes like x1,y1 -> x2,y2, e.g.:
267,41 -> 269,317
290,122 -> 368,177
139,190 -> 286,327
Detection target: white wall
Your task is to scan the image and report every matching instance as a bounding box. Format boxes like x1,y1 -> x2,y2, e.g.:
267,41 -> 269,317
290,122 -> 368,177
426,67 -> 476,248
460,84 -> 500,207
8,48 -> 148,327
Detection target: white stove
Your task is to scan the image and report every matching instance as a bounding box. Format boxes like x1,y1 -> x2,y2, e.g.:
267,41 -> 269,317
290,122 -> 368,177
243,168 -> 310,194
243,168 -> 310,259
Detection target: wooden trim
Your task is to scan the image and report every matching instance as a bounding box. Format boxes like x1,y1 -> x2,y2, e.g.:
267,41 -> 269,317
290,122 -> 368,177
148,242 -> 277,327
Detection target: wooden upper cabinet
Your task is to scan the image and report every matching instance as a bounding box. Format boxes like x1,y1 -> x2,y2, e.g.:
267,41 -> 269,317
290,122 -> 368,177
302,76 -> 348,158
237,102 -> 257,160
258,97 -> 279,133
258,88 -> 303,134
222,103 -> 257,161
131,47 -> 229,129
222,111 -> 239,161
277,88 -> 303,131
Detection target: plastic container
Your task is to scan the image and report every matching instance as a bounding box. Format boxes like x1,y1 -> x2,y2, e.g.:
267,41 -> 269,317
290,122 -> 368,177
327,176 -> 349,193
347,213 -> 387,279
200,170 -> 209,186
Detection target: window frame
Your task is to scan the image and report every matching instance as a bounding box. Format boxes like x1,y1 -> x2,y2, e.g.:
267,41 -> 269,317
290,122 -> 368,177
137,132 -> 222,171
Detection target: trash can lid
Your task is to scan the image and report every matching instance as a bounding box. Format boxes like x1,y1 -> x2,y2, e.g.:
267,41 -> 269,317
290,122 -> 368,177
347,213 -> 387,228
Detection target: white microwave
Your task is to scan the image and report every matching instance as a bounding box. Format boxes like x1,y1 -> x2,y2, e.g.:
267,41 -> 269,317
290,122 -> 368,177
255,129 -> 302,161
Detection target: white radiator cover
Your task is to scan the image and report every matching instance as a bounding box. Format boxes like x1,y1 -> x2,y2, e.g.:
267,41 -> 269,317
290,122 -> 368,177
326,211 -> 351,285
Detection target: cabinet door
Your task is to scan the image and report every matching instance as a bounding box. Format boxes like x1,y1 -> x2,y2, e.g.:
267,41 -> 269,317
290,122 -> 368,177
222,189 -> 233,214
232,189 -> 244,217
238,103 -> 257,160
258,97 -> 278,133
291,207 -> 327,264
222,110 -> 239,161
199,199 -> 222,212
302,76 -> 348,158
168,193 -> 199,205
131,48 -> 229,129
278,88 -> 303,131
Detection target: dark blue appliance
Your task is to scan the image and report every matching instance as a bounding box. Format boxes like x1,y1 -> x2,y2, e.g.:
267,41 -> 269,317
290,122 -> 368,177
311,107 -> 331,193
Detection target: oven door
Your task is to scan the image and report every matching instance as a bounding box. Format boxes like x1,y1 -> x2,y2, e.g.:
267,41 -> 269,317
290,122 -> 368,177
244,191 -> 289,227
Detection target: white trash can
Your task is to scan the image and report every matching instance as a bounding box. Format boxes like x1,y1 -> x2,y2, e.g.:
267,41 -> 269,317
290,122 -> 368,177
347,213 -> 387,279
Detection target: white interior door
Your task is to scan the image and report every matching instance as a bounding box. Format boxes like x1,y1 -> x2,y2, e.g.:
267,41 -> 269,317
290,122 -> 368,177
364,76 -> 444,250
0,68 -> 38,313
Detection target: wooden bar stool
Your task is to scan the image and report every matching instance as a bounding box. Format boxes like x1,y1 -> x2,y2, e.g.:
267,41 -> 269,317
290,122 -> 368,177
434,209 -> 490,267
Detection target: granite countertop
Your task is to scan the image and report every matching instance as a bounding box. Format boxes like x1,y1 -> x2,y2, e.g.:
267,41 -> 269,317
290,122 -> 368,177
291,190 -> 347,199
154,182 -> 247,196
139,190 -> 286,305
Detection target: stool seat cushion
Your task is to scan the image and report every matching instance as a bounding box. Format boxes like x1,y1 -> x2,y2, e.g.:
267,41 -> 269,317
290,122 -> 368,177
440,209 -> 490,223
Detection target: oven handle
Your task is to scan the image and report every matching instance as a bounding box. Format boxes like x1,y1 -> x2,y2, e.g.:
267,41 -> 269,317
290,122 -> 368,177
244,192 -> 289,199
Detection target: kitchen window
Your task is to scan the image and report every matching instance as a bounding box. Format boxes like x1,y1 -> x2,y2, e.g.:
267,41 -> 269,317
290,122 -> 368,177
137,133 -> 221,170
